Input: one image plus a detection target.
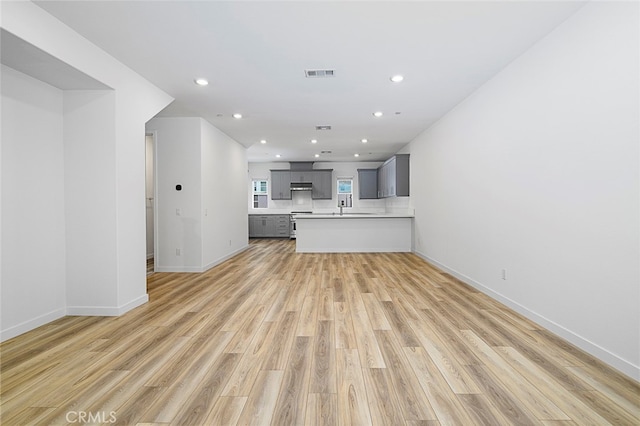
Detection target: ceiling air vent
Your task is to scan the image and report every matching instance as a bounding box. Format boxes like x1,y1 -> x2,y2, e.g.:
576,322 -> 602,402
315,125 -> 332,131
305,69 -> 335,78
321,150 -> 332,154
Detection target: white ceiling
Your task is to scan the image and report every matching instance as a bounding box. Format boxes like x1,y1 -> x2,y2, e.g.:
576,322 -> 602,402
33,0 -> 585,162
0,29 -> 111,91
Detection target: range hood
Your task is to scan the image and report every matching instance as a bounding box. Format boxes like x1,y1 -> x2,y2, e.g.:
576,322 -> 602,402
290,182 -> 313,191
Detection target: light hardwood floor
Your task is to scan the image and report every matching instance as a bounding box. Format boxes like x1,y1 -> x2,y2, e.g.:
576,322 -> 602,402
1,239 -> 639,425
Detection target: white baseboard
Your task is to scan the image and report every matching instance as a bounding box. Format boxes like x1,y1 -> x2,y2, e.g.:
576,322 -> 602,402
296,247 -> 411,253
117,294 -> 149,314
202,245 -> 249,272
154,245 -> 249,273
66,294 -> 148,317
0,308 -> 66,342
1,296 -> 149,342
154,266 -> 204,273
413,250 -> 640,381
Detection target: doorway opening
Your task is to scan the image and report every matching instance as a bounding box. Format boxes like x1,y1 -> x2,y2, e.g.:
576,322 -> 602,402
145,133 -> 155,276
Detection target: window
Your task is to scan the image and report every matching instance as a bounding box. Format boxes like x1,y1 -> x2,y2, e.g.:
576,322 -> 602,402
337,178 -> 353,208
252,179 -> 268,208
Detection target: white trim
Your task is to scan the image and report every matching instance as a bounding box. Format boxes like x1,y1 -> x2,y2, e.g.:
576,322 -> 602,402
413,250 -> 640,381
297,247 -> 410,253
155,245 -> 250,273
0,308 -> 66,342
66,294 -> 148,317
202,244 -> 250,272
154,266 -> 205,273
118,294 -> 149,314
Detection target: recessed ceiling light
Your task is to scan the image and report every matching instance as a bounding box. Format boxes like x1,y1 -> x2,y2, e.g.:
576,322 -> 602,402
314,154 -> 320,158
233,113 -> 242,119
311,139 -> 318,144
260,139 -> 267,144
354,153 -> 360,157
390,75 -> 404,83
361,139 -> 368,143
373,111 -> 383,118
275,154 -> 281,158
194,78 -> 208,86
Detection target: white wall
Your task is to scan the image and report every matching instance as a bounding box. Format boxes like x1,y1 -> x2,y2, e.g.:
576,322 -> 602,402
1,66 -> 67,337
1,1 -> 173,339
409,1 -> 639,379
201,120 -> 248,269
63,90 -> 118,310
148,118 -> 203,271
147,117 -> 248,272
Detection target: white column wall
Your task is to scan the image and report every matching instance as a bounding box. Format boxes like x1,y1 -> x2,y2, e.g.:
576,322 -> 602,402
114,93 -> 164,307
409,2 -> 639,379
201,119 -> 248,270
63,90 -> 118,312
147,117 -> 203,272
148,117 -> 249,273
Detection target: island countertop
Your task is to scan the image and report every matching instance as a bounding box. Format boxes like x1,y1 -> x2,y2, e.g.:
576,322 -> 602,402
293,212 -> 414,219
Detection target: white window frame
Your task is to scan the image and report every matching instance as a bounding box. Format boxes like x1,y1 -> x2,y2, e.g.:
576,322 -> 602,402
252,179 -> 268,208
337,178 -> 353,208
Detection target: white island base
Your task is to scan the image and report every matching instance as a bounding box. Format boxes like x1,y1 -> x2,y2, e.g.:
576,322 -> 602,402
295,214 -> 413,253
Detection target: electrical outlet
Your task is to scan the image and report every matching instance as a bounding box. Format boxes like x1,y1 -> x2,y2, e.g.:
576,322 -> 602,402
176,248 -> 181,256
501,269 -> 507,280
176,208 -> 181,216
229,239 -> 232,246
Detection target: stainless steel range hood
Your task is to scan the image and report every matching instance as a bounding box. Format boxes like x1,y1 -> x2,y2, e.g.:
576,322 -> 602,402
290,182 -> 313,191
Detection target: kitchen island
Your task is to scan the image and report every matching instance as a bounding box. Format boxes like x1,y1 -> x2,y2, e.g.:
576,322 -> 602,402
294,213 -> 414,253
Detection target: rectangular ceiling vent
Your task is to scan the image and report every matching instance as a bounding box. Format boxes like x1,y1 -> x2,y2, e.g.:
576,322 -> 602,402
321,150 -> 332,154
315,125 -> 332,131
305,69 -> 335,78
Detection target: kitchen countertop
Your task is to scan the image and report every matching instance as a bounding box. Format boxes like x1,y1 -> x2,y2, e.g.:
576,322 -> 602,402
293,213 -> 414,219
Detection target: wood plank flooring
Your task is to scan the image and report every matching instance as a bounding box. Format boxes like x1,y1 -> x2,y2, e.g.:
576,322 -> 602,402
1,239 -> 639,425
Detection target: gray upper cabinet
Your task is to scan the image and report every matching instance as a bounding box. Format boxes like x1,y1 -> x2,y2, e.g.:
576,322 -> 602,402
311,170 -> 332,199
271,168 -> 332,200
270,170 -> 291,200
357,169 -> 378,199
290,171 -> 313,183
377,154 -> 409,198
